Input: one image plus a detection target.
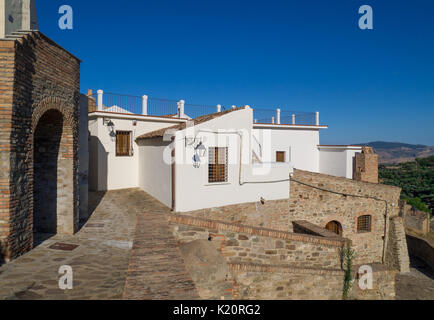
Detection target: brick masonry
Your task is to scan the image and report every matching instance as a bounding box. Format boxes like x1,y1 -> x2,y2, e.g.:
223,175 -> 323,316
353,147 -> 379,184
0,32 -> 80,262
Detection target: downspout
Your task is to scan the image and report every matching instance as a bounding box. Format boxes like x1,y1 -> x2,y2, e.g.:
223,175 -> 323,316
171,136 -> 176,211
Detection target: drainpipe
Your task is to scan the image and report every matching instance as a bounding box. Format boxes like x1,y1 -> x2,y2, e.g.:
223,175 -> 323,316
171,136 -> 176,211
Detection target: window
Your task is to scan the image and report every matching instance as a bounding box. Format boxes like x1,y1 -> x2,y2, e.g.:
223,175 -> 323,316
116,131 -> 132,157
357,215 -> 372,233
208,147 -> 228,183
276,151 -> 285,163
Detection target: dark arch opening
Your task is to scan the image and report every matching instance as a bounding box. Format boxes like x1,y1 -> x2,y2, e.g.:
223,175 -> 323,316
325,220 -> 343,236
33,110 -> 63,242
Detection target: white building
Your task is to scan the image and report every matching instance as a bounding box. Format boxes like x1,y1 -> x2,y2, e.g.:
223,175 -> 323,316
88,90 -> 362,212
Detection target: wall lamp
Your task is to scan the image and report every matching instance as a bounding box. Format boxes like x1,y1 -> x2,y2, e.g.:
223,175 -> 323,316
195,141 -> 207,158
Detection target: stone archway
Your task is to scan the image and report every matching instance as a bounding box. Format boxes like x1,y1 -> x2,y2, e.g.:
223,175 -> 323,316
31,98 -> 78,241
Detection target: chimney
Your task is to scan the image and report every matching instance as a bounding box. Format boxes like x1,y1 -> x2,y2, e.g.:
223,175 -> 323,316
353,147 -> 378,184
87,89 -> 97,113
0,0 -> 38,39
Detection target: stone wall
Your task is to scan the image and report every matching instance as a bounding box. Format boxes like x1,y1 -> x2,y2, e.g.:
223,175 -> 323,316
386,216 -> 410,272
285,169 -> 402,266
406,234 -> 434,270
0,31 -> 80,261
183,169 -> 403,266
168,214 -> 346,270
169,215 -> 396,300
230,263 -> 396,300
401,202 -> 430,235
182,199 -> 291,232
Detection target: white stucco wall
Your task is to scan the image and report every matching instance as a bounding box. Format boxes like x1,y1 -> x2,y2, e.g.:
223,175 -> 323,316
88,118 -> 100,191
88,113 -> 186,191
173,108 -> 291,212
253,127 -> 320,173
138,138 -> 172,208
318,146 -> 362,179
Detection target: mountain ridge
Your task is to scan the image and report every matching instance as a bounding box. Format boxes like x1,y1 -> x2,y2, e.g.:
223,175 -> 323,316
354,141 -> 434,164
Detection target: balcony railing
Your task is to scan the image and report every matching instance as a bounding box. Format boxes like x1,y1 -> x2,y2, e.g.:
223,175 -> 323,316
253,109 -> 318,126
90,90 -> 320,125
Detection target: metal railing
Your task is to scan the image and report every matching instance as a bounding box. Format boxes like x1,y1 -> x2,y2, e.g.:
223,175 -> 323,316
253,108 -> 317,125
147,97 -> 178,117
102,92 -> 142,114
92,90 -> 319,125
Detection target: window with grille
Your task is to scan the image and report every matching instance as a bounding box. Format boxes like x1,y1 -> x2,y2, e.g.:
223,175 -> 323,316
116,131 -> 132,157
208,147 -> 228,183
357,215 -> 372,233
276,151 -> 285,163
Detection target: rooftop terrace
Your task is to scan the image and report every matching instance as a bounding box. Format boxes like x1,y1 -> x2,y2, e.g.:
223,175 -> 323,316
88,90 -> 320,126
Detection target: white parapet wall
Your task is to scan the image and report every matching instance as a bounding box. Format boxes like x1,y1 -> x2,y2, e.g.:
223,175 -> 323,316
318,145 -> 362,179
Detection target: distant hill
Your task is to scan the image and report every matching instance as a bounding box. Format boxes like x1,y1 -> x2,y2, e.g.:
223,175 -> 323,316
354,141 -> 434,164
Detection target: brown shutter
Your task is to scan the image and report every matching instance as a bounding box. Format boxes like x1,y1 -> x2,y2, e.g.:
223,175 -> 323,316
276,151 -> 285,162
116,131 -> 132,156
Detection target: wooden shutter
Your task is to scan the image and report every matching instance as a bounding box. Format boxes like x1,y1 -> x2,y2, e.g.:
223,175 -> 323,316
276,151 -> 285,163
116,131 -> 131,156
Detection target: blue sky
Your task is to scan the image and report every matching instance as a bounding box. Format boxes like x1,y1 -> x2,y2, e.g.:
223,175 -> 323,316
36,0 -> 434,145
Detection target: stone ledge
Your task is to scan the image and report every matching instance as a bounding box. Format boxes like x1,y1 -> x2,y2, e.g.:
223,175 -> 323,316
292,220 -> 350,241
228,262 -> 343,276
167,214 -> 347,248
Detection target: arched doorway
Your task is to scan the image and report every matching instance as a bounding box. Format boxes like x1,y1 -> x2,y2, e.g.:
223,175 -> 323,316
325,221 -> 343,236
33,109 -> 75,242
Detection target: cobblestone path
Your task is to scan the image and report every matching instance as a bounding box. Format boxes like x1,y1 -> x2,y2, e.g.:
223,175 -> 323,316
395,256 -> 434,300
0,188 -> 164,300
123,211 -> 199,299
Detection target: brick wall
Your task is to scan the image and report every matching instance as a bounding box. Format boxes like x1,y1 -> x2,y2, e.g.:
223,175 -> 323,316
86,90 -> 96,113
0,32 -> 80,261
353,147 -> 379,184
